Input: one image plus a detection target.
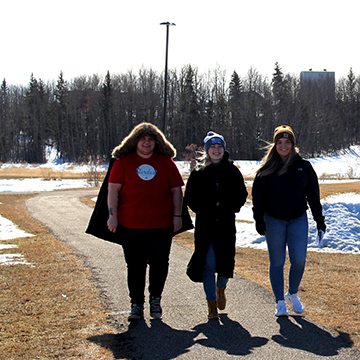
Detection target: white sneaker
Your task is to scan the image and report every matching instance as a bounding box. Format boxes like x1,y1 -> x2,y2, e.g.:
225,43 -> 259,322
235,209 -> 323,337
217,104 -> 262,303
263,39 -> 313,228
275,300 -> 288,317
285,292 -> 305,314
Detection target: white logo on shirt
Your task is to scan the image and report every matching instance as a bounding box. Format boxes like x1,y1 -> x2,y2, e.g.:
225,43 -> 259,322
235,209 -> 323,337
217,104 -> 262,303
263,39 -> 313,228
136,164 -> 157,180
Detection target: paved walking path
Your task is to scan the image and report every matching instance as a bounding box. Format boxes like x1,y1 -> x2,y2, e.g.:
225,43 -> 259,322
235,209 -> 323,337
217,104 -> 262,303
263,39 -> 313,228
26,190 -> 360,359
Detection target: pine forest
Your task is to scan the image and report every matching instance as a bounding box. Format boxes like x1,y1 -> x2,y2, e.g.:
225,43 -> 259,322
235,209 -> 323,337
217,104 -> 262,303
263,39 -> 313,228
0,62 -> 359,164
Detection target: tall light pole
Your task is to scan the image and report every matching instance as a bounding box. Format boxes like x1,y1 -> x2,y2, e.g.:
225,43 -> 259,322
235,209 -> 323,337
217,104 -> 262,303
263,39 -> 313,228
160,22 -> 175,133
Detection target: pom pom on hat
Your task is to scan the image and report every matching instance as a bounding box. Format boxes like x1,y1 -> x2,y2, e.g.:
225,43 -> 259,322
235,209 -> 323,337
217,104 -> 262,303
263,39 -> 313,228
204,131 -> 226,152
273,125 -> 296,145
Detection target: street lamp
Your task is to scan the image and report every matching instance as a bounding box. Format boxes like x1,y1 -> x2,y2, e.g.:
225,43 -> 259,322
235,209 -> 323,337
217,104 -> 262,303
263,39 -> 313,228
160,22 -> 176,133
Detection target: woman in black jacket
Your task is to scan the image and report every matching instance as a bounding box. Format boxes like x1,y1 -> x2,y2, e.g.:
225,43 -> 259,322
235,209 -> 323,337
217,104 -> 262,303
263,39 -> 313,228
185,131 -> 248,320
252,125 -> 326,317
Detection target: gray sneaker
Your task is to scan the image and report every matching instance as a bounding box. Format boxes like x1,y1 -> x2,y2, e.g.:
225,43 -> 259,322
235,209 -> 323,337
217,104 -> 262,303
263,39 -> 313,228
149,296 -> 162,319
275,300 -> 289,317
285,292 -> 305,314
128,303 -> 144,321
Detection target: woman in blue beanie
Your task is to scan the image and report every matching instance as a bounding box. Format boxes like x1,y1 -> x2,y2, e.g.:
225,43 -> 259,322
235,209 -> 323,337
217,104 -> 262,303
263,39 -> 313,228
185,131 -> 248,319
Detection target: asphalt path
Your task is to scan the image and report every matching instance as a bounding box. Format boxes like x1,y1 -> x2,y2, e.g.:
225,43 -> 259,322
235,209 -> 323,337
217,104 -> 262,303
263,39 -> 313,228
26,189 -> 360,359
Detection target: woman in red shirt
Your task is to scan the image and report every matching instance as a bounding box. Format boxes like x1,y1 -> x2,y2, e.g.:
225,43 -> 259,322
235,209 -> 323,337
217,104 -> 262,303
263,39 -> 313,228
107,123 -> 184,321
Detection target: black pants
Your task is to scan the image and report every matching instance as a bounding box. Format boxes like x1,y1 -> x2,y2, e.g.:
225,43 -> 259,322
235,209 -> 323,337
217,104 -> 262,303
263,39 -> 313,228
119,226 -> 173,305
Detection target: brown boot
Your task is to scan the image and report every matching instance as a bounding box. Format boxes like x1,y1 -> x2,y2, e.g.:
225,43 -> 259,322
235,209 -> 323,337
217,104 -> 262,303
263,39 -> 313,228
216,287 -> 226,310
207,300 -> 218,320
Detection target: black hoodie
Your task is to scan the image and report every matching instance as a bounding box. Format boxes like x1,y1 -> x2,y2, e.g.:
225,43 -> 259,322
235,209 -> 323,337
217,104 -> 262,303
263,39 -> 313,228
252,154 -> 324,225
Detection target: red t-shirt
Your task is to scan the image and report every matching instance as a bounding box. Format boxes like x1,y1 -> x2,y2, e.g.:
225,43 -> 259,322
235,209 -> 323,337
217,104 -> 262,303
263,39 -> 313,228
109,152 -> 184,229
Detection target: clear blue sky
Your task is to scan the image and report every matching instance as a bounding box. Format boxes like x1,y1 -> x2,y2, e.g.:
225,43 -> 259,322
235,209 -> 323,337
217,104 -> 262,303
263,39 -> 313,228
1,0 -> 358,86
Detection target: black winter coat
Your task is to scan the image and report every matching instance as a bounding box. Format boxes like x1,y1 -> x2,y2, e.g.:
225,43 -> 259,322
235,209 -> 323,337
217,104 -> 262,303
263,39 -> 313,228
252,155 -> 324,226
185,153 -> 248,282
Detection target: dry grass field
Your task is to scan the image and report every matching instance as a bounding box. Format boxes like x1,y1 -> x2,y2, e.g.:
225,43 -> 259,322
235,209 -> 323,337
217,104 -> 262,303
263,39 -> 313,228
0,193 -> 121,359
0,164 -> 89,180
0,165 -> 359,358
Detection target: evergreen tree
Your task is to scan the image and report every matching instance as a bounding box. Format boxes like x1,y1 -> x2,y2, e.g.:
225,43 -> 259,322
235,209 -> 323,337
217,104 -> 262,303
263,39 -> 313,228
344,68 -> 359,144
272,62 -> 285,121
178,65 -> 201,147
100,71 -> 115,158
53,71 -> 71,160
0,79 -> 10,161
271,62 -> 293,126
228,71 -> 243,157
23,74 -> 47,163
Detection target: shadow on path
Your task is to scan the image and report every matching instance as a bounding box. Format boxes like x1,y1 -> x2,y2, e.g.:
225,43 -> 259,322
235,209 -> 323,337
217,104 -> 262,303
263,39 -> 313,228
88,314 -> 268,359
272,315 -> 353,356
88,314 -> 354,359
88,319 -> 195,359
192,313 -> 268,356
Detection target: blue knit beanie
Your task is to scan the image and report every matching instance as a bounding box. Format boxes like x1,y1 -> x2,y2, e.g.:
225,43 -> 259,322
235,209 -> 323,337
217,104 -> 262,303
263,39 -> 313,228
204,131 -> 226,152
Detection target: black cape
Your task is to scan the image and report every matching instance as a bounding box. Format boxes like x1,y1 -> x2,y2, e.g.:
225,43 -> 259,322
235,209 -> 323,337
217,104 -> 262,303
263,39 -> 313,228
85,158 -> 193,244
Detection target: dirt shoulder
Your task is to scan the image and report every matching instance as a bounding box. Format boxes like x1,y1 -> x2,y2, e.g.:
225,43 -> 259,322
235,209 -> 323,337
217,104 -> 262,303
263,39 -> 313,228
0,193 -> 119,359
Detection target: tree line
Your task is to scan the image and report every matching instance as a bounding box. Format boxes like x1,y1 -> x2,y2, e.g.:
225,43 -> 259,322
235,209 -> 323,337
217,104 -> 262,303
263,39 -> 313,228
0,63 -> 359,164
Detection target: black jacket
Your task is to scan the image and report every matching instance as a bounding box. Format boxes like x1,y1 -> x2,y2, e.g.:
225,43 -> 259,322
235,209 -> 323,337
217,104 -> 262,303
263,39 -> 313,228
185,152 -> 248,282
252,155 -> 324,225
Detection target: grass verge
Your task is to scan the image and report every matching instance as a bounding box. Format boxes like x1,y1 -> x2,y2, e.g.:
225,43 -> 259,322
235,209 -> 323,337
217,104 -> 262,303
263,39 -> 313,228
0,194 -> 122,360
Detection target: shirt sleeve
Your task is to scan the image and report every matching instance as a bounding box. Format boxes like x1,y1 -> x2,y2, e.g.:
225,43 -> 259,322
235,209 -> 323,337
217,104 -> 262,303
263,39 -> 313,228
232,165 -> 248,212
305,161 -> 324,223
252,174 -> 267,221
168,159 -> 184,188
184,170 -> 199,213
108,159 -> 125,184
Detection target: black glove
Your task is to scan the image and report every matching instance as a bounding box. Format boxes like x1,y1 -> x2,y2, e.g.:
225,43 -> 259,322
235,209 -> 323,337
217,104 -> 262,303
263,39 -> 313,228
316,219 -> 326,233
255,219 -> 266,235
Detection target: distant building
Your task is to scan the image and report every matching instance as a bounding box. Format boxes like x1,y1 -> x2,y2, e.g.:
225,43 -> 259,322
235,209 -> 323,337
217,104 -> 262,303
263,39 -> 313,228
300,69 -> 335,102
300,69 -> 335,83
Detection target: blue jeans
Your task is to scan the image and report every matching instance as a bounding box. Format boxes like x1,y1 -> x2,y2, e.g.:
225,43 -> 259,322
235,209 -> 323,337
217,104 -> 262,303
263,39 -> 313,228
264,212 -> 308,302
203,244 -> 229,301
